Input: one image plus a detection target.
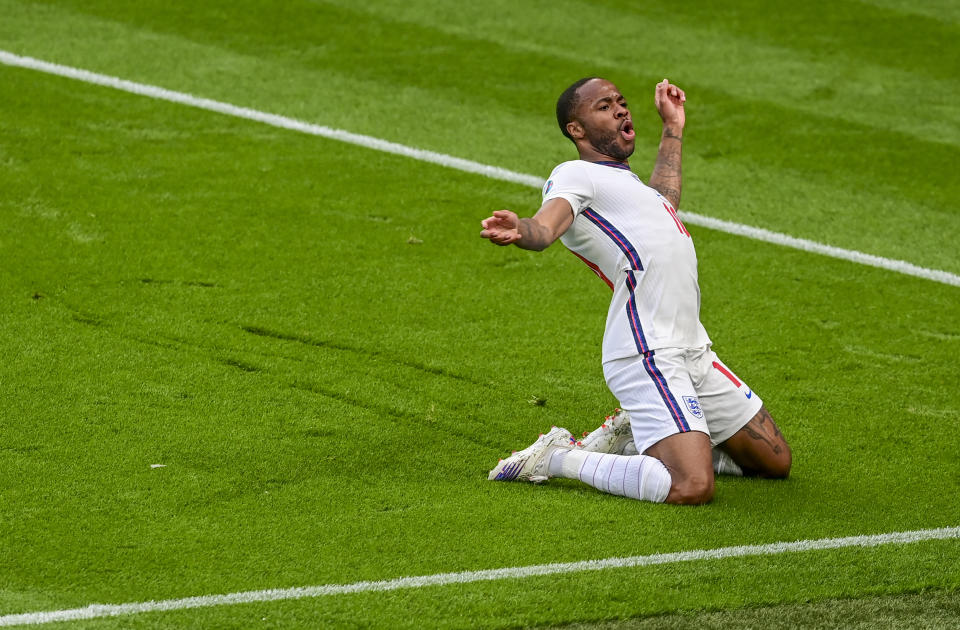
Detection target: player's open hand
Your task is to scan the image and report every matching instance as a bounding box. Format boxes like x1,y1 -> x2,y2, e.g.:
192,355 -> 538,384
481,209 -> 522,246
655,79 -> 686,130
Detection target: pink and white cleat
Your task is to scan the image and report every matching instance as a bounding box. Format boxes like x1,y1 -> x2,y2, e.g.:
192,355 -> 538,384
488,426 -> 573,483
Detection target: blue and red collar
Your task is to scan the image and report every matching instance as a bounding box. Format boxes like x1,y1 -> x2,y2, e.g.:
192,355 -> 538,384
593,160 -> 632,171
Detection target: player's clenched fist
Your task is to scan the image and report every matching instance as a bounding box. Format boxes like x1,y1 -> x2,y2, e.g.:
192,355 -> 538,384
481,209 -> 523,246
654,79 -> 686,129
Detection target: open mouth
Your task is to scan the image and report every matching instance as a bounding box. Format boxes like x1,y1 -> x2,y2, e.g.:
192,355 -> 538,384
620,120 -> 635,141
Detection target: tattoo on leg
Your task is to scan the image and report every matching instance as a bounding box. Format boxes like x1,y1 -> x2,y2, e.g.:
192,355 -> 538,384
743,407 -> 783,454
756,407 -> 782,437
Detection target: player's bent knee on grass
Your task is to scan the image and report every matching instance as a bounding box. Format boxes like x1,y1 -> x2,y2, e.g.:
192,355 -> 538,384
760,448 -> 791,479
645,431 -> 715,505
668,474 -> 714,505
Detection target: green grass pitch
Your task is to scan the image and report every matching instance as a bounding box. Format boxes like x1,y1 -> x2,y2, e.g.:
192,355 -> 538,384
1,0 -> 958,627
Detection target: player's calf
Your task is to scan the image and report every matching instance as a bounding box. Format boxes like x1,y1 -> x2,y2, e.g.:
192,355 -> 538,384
489,425 -> 673,503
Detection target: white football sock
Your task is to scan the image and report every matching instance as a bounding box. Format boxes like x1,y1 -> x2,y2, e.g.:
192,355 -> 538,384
712,448 -> 744,476
548,449 -> 671,503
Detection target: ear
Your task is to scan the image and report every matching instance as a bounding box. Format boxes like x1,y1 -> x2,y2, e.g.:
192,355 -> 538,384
566,120 -> 585,140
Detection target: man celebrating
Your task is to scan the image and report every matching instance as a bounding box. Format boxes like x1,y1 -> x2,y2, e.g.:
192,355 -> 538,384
482,78 -> 791,505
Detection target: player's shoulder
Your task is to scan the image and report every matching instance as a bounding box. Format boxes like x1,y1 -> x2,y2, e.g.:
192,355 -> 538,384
543,160 -> 595,197
544,160 -> 594,187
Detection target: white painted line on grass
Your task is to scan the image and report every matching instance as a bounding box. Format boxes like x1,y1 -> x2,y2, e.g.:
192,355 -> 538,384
0,50 -> 542,189
1,49 -> 958,288
680,211 -> 960,287
1,526 -> 957,626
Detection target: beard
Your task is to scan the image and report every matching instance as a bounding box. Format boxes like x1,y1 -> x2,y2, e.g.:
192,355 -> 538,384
587,127 -> 634,161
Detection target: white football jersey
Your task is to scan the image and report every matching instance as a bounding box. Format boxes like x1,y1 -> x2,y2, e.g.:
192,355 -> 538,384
542,160 -> 711,361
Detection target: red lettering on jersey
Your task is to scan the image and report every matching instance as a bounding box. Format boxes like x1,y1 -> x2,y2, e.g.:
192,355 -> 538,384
664,202 -> 690,237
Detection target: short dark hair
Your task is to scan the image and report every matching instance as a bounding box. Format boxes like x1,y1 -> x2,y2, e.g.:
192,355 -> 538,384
556,77 -> 600,142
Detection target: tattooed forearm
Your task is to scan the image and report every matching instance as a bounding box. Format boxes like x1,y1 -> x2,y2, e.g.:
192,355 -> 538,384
649,127 -> 683,209
516,217 -> 556,251
656,186 -> 681,205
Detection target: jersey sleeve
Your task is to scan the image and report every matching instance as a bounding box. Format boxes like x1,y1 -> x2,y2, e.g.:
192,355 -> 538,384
542,161 -> 595,218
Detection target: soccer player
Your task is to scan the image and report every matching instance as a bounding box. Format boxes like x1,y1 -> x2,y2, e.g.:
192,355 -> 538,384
481,78 -> 791,505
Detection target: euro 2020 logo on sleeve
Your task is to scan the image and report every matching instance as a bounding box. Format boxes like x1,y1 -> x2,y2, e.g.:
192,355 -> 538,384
683,396 -> 704,419
543,180 -> 553,196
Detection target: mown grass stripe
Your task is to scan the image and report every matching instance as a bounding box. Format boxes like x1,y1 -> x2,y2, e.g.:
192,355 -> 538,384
0,50 -> 541,189
1,527 -> 956,626
1,48 -> 957,290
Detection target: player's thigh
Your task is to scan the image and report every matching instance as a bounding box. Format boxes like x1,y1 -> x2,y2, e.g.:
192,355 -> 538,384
691,350 -> 790,477
603,350 -> 711,457
721,406 -> 791,478
693,350 -> 763,446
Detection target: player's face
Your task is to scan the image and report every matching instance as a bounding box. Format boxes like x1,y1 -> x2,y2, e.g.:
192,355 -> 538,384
574,80 -> 635,161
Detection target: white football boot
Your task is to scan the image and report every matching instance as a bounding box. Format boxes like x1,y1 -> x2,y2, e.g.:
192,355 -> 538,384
488,426 -> 573,483
576,408 -> 638,455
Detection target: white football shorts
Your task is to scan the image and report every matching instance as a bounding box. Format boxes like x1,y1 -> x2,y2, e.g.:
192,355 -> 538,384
602,345 -> 763,454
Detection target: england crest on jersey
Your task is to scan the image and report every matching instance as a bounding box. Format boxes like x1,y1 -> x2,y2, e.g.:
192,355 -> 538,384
683,396 -> 704,419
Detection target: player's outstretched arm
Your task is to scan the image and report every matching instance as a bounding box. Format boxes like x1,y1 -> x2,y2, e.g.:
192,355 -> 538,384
648,79 -> 685,210
480,198 -> 574,251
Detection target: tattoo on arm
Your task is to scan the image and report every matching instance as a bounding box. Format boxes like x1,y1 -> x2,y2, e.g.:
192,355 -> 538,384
516,217 -> 553,251
648,128 -> 683,209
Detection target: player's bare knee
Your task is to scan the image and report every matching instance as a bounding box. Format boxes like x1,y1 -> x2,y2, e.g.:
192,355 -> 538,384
754,442 -> 791,479
769,444 -> 792,479
668,474 -> 714,505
